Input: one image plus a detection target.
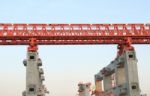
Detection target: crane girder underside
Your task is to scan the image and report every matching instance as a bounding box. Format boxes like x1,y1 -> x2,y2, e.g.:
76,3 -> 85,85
0,38 -> 150,45
0,23 -> 150,45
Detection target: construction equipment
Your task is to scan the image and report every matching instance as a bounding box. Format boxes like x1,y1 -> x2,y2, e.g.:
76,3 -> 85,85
0,23 -> 149,96
94,42 -> 141,96
22,38 -> 49,96
0,24 -> 150,45
78,82 -> 91,96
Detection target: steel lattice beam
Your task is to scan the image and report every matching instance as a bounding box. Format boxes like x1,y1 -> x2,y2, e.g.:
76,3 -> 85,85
0,23 -> 150,45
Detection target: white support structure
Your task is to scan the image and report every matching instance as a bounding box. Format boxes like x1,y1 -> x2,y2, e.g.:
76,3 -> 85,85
22,51 -> 49,96
78,83 -> 91,96
94,47 -> 141,96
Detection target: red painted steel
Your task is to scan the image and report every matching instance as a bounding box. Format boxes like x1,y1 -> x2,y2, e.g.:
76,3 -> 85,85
0,23 -> 150,45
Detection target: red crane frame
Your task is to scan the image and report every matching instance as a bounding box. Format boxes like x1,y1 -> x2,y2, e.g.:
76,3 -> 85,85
0,23 -> 150,45
0,23 -> 148,95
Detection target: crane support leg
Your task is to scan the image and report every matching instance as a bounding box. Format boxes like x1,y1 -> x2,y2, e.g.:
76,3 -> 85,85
94,80 -> 103,96
22,38 -> 49,96
94,39 -> 141,96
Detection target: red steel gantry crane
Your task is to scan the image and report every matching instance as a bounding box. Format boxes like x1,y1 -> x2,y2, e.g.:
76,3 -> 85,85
0,23 -> 150,96
0,23 -> 150,46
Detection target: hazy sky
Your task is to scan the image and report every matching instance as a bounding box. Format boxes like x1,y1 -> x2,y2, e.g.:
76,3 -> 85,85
0,0 -> 149,96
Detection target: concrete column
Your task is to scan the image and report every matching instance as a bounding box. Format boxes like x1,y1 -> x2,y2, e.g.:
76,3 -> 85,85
26,52 -> 41,96
95,80 -> 102,92
124,51 -> 140,96
95,80 -> 102,96
103,76 -> 112,91
115,67 -> 125,86
23,52 -> 48,96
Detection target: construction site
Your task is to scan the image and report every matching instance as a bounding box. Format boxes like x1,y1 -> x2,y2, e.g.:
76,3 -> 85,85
0,0 -> 150,96
0,23 -> 149,96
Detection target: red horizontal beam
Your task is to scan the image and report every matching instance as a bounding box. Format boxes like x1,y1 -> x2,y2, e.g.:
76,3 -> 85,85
0,39 -> 149,45
0,23 -> 149,45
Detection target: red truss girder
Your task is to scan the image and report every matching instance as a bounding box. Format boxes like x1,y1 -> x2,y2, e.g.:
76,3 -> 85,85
0,23 -> 150,45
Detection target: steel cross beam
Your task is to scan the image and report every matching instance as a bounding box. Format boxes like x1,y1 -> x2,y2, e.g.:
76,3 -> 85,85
0,23 -> 150,45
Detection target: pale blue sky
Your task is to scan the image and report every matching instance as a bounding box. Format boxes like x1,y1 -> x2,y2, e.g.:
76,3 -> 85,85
0,0 -> 149,96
